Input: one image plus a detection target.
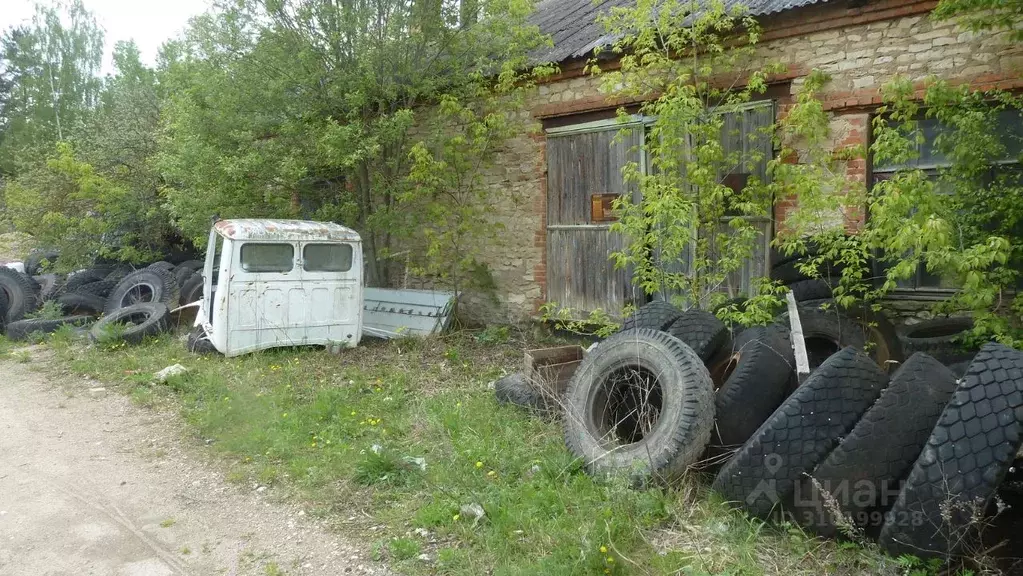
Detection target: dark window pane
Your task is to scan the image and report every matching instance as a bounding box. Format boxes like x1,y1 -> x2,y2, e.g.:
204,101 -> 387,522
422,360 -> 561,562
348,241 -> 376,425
303,244 -> 353,272
240,243 -> 294,273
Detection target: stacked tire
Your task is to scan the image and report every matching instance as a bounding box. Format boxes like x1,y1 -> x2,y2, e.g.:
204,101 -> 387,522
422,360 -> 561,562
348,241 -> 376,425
1,252 -> 204,346
710,338 -> 1023,561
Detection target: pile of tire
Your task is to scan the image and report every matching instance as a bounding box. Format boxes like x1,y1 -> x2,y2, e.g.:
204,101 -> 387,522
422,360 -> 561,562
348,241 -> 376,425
502,295 -> 1019,560
0,251 -> 205,346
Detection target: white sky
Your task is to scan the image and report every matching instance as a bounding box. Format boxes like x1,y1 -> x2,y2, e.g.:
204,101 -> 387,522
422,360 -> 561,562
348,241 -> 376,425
0,0 -> 211,73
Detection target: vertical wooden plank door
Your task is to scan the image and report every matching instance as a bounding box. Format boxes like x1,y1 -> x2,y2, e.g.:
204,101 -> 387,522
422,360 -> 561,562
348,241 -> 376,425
545,124 -> 642,317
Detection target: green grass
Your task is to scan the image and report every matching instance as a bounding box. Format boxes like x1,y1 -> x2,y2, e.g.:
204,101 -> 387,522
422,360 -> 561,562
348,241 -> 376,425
48,330 -> 894,575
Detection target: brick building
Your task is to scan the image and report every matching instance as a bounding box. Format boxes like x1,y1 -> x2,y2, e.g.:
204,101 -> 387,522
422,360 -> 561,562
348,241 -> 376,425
470,0 -> 1023,322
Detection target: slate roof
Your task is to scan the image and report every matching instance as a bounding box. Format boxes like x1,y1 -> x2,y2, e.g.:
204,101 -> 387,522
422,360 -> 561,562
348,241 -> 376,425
530,0 -> 832,63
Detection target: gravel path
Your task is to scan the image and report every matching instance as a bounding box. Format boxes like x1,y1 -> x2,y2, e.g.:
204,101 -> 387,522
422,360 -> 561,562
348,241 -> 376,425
0,355 -> 391,576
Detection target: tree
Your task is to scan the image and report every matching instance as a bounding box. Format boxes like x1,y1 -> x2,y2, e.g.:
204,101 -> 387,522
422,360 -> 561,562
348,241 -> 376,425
157,0 -> 549,289
0,0 -> 103,175
933,0 -> 1023,42
592,0 -> 782,312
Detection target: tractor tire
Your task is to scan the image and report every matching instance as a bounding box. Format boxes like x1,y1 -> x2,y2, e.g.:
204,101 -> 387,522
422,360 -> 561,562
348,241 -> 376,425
666,309 -> 730,362
186,326 -> 218,355
5,315 -> 92,341
90,303 -> 171,345
899,316 -> 977,366
564,328 -> 715,482
776,305 -> 867,372
25,250 -> 59,275
787,278 -> 835,302
878,343 -> 1023,558
495,373 -> 554,414
57,293 -> 107,316
75,279 -> 118,299
710,324 -> 796,452
105,268 -> 179,315
620,300 -> 683,332
0,268 -> 39,322
179,273 -> 204,305
64,269 -> 109,293
794,353 -> 959,537
712,347 -> 889,518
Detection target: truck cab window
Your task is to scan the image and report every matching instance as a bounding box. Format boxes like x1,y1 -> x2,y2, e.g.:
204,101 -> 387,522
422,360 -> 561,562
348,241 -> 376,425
240,243 -> 294,273
303,243 -> 353,272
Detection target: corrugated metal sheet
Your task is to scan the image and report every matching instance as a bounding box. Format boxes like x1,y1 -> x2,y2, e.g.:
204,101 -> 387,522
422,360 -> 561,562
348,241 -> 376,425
530,0 -> 832,64
214,219 -> 362,242
362,287 -> 457,339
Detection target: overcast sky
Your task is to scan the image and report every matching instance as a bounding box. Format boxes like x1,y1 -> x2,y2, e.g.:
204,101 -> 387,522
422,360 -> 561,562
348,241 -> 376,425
0,0 -> 211,73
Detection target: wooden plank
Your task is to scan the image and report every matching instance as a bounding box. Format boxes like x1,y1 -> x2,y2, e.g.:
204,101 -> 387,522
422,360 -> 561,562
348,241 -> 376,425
786,291 -> 811,384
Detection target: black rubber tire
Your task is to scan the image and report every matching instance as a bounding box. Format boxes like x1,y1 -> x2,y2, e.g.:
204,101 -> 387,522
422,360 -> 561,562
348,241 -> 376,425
174,265 -> 196,287
787,278 -> 834,302
57,293 -> 107,316
147,261 -> 175,272
801,299 -> 905,369
878,343 -> 1023,558
710,324 -> 796,451
564,328 -> 715,481
776,305 -> 867,372
946,360 -> 970,379
25,250 -> 59,275
0,286 -> 8,316
75,279 -> 119,299
0,268 -> 39,322
105,268 -> 179,315
712,347 -> 889,518
64,269 -> 110,293
103,266 -> 133,283
495,373 -> 554,414
666,309 -> 729,363
175,259 -> 203,273
5,315 -> 93,341
771,259 -> 845,285
179,273 -> 204,305
90,303 -> 171,345
32,273 -> 61,301
899,316 -> 977,366
186,326 -> 218,355
794,353 -> 959,537
620,300 -> 683,332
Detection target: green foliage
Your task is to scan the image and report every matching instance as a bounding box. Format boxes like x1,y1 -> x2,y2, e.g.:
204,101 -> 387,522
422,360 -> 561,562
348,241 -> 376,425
51,333 -> 893,575
25,300 -> 64,321
0,0 -> 103,174
933,0 -> 1023,42
156,0 -> 552,291
539,302 -> 621,338
864,78 -> 1023,343
3,142 -> 161,269
593,0 -> 782,314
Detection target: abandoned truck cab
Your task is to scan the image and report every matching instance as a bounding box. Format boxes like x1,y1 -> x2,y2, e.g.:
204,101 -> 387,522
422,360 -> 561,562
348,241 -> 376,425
197,219 -> 364,357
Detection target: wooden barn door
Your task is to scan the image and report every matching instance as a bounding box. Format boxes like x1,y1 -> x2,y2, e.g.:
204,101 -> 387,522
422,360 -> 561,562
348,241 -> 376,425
545,122 -> 643,317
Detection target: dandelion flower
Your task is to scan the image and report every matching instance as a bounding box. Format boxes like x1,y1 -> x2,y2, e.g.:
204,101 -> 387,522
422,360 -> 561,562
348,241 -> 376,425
599,546 -> 607,554
475,461 -> 483,468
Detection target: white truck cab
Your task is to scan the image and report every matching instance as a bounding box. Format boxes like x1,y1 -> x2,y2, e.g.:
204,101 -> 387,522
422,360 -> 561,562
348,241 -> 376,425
196,219 -> 363,357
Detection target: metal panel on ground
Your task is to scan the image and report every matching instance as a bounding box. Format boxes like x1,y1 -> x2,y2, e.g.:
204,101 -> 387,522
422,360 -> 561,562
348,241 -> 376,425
362,287 -> 457,339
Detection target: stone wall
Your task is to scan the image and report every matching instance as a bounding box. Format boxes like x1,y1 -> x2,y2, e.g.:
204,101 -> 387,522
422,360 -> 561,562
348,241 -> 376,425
471,1 -> 1023,323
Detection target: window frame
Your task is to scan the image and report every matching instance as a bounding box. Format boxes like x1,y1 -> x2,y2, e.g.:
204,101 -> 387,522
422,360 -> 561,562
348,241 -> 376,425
238,242 -> 296,274
869,110 -> 1023,294
302,242 -> 355,273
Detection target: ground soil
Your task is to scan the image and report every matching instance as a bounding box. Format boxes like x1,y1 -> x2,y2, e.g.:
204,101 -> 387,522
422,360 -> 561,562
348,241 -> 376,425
0,354 -> 391,576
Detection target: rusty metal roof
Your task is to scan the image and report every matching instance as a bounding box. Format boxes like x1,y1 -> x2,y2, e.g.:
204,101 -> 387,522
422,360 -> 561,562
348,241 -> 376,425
214,219 -> 362,242
530,0 -> 831,64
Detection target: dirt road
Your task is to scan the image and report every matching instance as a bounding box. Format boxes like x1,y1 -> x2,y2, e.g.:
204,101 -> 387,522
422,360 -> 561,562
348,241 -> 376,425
0,355 -> 390,576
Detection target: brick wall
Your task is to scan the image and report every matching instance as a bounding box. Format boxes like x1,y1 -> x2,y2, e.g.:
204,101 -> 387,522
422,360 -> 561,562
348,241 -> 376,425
471,3 -> 1022,323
